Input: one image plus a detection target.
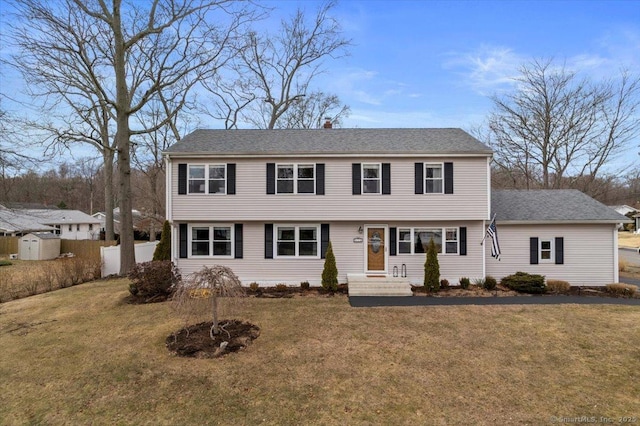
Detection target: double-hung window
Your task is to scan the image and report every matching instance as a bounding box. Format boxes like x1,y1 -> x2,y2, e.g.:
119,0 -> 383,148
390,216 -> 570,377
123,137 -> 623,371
540,239 -> 553,262
362,163 -> 381,194
188,164 -> 226,194
277,164 -> 315,194
397,227 -> 459,255
275,225 -> 319,258
190,225 -> 233,257
425,163 -> 443,193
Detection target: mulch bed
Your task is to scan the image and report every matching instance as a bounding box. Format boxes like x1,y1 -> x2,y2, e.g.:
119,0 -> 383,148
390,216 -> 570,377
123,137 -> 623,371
411,284 -> 639,299
167,320 -> 260,358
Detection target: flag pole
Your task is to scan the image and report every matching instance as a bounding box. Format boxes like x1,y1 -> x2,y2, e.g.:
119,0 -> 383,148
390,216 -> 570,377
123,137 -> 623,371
481,213 -> 496,245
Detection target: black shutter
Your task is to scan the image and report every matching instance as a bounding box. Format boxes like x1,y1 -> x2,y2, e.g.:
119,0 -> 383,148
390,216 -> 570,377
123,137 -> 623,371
389,227 -> 397,256
234,224 -> 243,259
444,162 -> 454,194
178,164 -> 187,195
555,237 -> 564,265
266,163 -> 275,194
179,223 -> 188,258
459,227 -> 467,256
415,163 -> 423,194
321,224 -> 330,259
352,163 -> 361,195
265,224 -> 273,259
316,163 -> 325,195
530,237 -> 539,264
382,163 -> 391,194
227,163 -> 236,195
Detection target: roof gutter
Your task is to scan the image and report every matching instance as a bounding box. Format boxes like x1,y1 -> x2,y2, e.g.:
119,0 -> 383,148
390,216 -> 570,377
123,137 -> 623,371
496,219 -> 631,225
162,151 -> 494,159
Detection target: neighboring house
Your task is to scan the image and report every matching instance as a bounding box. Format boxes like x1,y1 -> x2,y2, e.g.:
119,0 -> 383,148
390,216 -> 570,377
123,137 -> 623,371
163,128 -> 629,290
608,205 -> 638,230
0,209 -> 56,236
17,209 -> 100,240
93,208 -> 164,240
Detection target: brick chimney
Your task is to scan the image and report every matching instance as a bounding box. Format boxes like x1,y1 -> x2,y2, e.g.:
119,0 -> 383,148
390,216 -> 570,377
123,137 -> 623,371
323,117 -> 332,129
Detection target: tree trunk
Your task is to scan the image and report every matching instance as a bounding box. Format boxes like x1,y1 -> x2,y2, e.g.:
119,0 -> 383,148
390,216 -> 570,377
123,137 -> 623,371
113,0 -> 135,275
103,149 -> 116,241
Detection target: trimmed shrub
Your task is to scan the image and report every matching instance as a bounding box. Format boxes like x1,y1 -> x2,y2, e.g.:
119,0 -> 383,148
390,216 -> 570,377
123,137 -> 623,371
300,281 -> 310,290
605,283 -> 637,297
483,275 -> 497,291
547,279 -> 571,294
440,279 -> 450,289
321,241 -> 338,292
501,271 -> 546,294
275,283 -> 288,292
459,277 -> 470,289
473,277 -> 485,287
128,260 -> 180,300
248,282 -> 260,293
424,238 -> 440,292
153,220 -> 171,261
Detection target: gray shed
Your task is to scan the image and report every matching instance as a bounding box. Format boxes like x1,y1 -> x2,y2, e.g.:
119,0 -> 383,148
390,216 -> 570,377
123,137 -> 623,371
19,233 -> 61,260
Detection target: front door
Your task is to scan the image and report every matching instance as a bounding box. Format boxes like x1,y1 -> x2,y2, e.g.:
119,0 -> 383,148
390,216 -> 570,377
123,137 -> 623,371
366,226 -> 387,274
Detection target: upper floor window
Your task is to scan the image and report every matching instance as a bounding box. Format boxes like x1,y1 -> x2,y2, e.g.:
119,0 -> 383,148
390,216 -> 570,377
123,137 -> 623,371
425,163 -> 443,194
68,224 -> 72,231
188,164 -> 226,195
89,224 -> 93,231
362,163 -> 381,194
277,164 -> 315,194
415,162 -> 453,195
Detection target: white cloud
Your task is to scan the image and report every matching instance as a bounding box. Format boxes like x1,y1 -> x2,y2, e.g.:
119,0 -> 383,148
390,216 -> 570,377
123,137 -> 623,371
442,45 -> 523,95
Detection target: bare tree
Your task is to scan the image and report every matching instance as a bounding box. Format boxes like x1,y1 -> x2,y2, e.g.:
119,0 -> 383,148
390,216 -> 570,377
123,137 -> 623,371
172,265 -> 246,339
203,1 -> 350,129
488,59 -> 640,194
277,90 -> 350,129
10,0 -> 254,273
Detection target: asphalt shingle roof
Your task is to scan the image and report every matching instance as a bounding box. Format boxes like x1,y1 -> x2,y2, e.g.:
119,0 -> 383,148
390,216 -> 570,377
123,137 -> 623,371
164,128 -> 493,156
492,189 -> 630,223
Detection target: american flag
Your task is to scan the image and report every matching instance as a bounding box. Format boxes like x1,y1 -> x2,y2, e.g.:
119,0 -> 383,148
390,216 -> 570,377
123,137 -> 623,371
485,215 -> 501,260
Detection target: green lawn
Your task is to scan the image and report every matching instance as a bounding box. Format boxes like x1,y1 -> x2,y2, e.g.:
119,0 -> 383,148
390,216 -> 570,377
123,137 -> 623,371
1,279 -> 639,425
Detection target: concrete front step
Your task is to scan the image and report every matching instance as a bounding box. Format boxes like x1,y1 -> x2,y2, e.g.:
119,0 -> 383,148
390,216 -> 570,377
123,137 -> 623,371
347,274 -> 413,297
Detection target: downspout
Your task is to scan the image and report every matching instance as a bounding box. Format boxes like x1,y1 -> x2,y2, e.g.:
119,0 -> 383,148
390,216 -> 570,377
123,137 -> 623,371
483,156 -> 491,279
164,154 -> 175,262
613,225 -> 619,284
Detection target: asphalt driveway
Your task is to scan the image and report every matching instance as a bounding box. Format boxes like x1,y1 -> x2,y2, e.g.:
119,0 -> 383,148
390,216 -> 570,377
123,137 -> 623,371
349,295 -> 640,307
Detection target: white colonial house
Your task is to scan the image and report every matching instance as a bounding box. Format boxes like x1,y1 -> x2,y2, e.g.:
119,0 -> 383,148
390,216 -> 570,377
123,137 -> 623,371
163,128 -> 628,294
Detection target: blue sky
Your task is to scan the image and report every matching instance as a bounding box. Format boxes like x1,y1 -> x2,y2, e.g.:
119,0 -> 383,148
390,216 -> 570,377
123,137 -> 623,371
1,0 -> 639,168
271,0 -> 640,130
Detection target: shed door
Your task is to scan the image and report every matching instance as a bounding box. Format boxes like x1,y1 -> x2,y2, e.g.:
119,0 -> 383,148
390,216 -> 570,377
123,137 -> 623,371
20,238 -> 39,261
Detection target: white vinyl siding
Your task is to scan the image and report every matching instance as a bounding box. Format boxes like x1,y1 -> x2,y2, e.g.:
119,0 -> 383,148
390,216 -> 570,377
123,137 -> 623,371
486,224 -> 617,286
173,221 -> 485,286
170,157 -> 489,222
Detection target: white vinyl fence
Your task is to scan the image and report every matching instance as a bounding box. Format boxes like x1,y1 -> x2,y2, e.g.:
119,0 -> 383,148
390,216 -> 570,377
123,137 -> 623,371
101,241 -> 159,277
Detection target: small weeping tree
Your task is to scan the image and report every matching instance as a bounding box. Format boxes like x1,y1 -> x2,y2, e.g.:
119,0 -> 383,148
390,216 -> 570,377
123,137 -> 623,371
173,265 -> 247,339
